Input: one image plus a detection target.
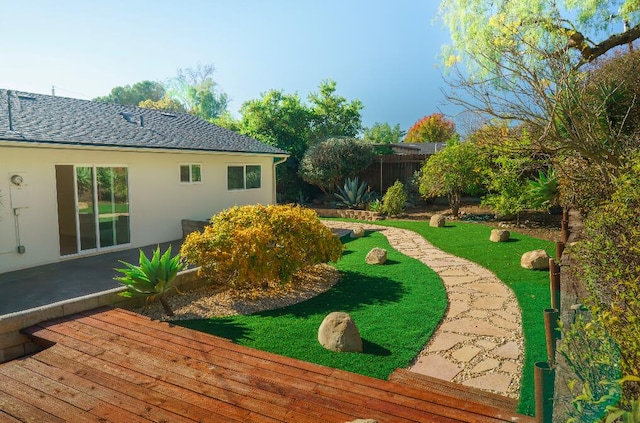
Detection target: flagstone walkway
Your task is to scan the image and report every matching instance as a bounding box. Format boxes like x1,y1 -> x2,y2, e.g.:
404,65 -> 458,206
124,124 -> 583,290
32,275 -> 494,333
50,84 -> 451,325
323,221 -> 524,399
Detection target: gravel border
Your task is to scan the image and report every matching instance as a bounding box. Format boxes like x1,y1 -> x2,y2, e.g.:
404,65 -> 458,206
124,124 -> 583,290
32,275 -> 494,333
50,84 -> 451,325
133,263 -> 341,321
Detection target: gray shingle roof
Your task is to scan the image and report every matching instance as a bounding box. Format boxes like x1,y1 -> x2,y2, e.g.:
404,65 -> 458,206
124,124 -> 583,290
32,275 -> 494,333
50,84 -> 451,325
0,89 -> 286,155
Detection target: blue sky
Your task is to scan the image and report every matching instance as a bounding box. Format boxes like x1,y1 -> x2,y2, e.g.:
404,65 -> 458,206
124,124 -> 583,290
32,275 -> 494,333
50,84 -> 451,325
0,1 -> 456,131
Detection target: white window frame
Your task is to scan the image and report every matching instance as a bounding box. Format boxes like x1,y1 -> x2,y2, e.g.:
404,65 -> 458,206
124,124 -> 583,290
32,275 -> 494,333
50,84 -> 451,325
227,164 -> 262,191
179,163 -> 202,184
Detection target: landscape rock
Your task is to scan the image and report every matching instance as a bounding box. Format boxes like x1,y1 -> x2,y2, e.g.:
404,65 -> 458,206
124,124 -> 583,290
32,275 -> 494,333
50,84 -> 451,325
318,312 -> 363,353
365,248 -> 387,265
490,229 -> 510,242
350,226 -> 366,238
520,249 -> 550,270
430,214 -> 446,227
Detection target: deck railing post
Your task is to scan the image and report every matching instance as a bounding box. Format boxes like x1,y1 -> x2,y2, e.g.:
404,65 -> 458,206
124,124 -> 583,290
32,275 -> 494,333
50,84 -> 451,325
535,361 -> 555,423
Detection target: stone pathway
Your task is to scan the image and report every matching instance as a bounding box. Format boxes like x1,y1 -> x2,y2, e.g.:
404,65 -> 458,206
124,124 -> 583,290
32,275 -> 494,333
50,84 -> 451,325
323,221 -> 524,398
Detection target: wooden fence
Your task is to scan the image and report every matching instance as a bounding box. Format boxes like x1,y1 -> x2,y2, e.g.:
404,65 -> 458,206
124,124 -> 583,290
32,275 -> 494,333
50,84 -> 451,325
358,154 -> 430,193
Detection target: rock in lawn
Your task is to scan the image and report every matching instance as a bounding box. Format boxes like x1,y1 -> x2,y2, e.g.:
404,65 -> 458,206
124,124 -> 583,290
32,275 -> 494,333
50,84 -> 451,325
318,312 -> 363,353
430,214 -> 446,227
351,226 -> 366,238
365,248 -> 387,265
521,250 -> 550,270
490,229 -> 510,242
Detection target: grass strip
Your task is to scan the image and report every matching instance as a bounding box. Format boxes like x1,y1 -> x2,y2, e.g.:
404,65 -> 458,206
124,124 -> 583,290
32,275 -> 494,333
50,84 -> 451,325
178,230 -> 447,380
372,219 -> 554,416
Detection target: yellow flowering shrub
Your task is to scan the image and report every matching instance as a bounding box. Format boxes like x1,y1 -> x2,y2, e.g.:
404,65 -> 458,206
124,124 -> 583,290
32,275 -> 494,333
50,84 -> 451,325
180,204 -> 343,290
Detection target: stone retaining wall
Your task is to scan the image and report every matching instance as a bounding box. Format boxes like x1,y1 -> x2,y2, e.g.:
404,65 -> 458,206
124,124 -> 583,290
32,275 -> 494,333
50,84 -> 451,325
312,207 -> 384,221
0,267 -> 207,363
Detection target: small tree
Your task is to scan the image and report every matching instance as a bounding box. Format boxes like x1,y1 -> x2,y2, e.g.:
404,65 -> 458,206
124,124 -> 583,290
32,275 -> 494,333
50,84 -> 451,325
405,113 -> 456,143
299,138 -> 375,194
482,154 -> 535,220
418,137 -> 484,217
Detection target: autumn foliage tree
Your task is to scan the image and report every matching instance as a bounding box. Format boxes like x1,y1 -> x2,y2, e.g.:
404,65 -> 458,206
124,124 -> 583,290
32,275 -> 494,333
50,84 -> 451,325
405,113 -> 456,143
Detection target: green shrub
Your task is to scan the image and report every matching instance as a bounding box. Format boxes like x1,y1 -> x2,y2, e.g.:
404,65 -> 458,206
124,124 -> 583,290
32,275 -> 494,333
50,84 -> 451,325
368,198 -> 382,212
180,204 -> 343,290
115,246 -> 183,316
571,154 -> 640,408
381,180 -> 407,216
559,313 -> 622,422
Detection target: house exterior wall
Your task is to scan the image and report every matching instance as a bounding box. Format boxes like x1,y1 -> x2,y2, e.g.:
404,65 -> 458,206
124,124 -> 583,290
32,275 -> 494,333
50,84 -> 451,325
0,143 -> 278,274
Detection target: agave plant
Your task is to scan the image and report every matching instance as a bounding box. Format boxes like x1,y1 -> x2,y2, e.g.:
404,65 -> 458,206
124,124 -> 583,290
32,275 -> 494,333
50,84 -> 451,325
334,177 -> 376,209
114,246 -> 183,316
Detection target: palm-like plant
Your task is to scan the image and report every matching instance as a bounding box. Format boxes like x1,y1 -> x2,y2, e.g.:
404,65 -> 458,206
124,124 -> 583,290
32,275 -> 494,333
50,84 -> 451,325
334,177 -> 376,209
528,168 -> 559,211
115,246 -> 183,316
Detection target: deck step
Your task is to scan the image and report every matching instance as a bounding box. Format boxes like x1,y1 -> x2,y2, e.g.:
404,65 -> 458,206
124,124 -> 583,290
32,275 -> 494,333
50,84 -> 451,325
388,368 -> 521,414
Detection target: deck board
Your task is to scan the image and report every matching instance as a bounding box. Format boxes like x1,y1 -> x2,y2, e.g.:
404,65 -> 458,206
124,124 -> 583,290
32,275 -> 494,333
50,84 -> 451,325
1,307 -> 535,422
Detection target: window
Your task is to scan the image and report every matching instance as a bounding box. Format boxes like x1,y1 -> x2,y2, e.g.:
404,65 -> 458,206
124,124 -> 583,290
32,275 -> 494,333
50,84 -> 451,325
227,165 -> 262,190
180,164 -> 201,183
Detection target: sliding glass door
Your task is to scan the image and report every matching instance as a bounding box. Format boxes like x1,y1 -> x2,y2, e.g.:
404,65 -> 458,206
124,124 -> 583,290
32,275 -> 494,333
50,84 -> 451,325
56,165 -> 130,256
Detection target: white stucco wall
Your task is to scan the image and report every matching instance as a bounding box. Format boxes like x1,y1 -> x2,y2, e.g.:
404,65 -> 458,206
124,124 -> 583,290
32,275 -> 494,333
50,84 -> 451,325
0,142 -> 282,274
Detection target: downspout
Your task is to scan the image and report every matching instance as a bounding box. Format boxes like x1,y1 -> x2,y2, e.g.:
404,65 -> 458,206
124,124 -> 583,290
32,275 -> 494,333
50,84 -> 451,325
273,156 -> 288,204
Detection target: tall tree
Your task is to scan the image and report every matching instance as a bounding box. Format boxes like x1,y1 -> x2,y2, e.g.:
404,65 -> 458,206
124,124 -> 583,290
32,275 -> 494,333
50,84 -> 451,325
405,113 -> 456,143
94,80 -> 165,105
308,80 -> 363,144
138,94 -> 186,113
439,0 -> 640,187
239,90 -> 311,160
441,1 -> 640,74
167,64 -> 229,121
362,122 -> 405,144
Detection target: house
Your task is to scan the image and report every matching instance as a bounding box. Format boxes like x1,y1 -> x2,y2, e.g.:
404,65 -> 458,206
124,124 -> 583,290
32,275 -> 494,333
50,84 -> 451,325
389,142 -> 447,155
0,89 -> 287,274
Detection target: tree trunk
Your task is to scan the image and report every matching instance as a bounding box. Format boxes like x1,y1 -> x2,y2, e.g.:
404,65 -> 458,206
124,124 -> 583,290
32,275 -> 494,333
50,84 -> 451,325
449,191 -> 461,218
158,295 -> 174,316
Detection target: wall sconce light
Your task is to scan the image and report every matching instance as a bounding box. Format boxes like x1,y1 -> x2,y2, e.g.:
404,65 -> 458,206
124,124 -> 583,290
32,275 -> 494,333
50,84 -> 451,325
10,174 -> 23,186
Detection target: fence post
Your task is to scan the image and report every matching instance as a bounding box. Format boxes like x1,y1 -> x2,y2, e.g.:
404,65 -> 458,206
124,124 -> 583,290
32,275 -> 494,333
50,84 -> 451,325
561,208 -> 570,243
544,308 -> 560,365
535,361 -> 555,423
549,258 -> 561,311
555,241 -> 565,261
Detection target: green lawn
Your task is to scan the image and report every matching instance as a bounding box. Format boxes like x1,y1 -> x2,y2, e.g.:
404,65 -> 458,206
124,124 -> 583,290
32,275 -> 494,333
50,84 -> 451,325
177,230 -> 447,380
373,219 -> 554,416
177,218 -> 552,416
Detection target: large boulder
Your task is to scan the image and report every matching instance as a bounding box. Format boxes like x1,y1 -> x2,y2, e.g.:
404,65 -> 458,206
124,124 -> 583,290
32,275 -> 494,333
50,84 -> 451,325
365,248 -> 387,265
490,229 -> 510,242
350,226 -> 366,238
430,214 -> 446,227
318,312 -> 363,353
521,250 -> 550,270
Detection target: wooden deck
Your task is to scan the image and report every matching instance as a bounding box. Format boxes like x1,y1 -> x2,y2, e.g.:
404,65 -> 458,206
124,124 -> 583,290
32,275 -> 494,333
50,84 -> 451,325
0,307 -> 535,422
